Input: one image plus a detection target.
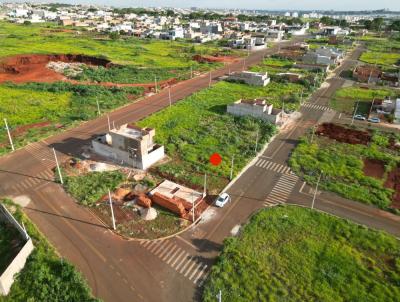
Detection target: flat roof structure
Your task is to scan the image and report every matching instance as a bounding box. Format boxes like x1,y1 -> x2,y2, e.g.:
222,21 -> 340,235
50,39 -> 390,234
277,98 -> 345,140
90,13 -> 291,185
149,180 -> 203,205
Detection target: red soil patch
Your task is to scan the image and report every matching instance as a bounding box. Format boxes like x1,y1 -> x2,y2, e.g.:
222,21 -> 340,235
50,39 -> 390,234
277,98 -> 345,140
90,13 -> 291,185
0,54 -> 179,90
192,54 -> 238,63
316,123 -> 371,145
363,158 -> 385,179
384,166 -> 400,209
0,54 -> 112,83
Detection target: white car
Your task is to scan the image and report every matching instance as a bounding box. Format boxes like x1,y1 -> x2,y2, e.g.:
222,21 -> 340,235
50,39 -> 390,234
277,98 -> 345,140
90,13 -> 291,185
215,193 -> 231,207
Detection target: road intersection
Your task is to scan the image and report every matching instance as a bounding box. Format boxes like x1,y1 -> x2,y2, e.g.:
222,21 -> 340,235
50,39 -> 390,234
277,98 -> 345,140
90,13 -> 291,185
1,40 -> 399,301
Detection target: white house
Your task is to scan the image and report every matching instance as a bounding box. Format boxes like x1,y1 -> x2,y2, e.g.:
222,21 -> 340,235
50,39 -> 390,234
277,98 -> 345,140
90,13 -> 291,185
227,99 -> 283,124
92,124 -> 165,170
227,71 -> 271,86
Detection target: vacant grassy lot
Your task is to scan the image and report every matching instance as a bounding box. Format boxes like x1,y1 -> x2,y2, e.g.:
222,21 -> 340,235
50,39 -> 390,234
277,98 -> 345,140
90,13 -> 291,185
203,206 -> 400,302
0,200 -> 98,302
0,82 -> 143,155
137,81 -> 304,191
360,51 -> 400,67
0,21 -> 227,68
289,130 -> 400,211
330,86 -> 397,114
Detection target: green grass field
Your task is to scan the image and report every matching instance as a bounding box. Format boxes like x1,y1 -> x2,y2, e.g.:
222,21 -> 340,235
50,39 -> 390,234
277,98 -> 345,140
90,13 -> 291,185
289,131 -> 400,211
0,200 -> 99,302
330,86 -> 397,114
360,51 -> 400,67
0,82 -> 143,155
0,21 -> 228,68
203,206 -> 400,302
137,81 -> 304,191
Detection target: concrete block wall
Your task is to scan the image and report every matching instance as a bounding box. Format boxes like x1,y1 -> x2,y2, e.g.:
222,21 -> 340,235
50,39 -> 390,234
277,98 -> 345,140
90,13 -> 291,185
0,204 -> 34,296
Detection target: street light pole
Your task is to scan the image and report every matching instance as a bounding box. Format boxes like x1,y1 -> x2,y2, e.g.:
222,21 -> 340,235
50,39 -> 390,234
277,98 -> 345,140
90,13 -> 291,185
230,155 -> 234,180
53,148 -> 63,185
3,118 -> 14,151
96,98 -> 101,116
209,71 -> 212,88
311,171 -> 323,210
254,130 -> 259,153
203,173 -> 207,197
107,115 -> 111,131
108,189 -> 116,230
351,101 -> 359,126
217,290 -> 222,302
154,76 -> 158,93
168,86 -> 172,107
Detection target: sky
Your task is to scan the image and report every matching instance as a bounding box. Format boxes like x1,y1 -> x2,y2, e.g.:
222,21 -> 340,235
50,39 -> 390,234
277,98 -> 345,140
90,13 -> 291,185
52,0 -> 400,11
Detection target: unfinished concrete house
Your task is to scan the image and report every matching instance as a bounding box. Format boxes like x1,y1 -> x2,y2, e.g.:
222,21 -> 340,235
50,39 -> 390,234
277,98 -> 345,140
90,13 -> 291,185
227,99 -> 283,124
227,71 -> 270,86
92,123 -> 165,170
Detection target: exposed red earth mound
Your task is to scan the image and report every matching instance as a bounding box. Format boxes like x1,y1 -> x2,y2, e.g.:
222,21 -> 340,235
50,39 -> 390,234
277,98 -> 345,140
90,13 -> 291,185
0,54 -> 112,83
316,123 -> 371,145
385,166 -> 400,209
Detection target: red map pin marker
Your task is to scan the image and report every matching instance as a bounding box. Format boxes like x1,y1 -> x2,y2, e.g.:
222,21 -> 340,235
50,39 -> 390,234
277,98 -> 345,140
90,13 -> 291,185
209,153 -> 222,166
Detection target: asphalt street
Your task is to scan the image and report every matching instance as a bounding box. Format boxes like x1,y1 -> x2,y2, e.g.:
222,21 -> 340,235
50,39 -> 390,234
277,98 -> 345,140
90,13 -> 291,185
1,40 -> 399,302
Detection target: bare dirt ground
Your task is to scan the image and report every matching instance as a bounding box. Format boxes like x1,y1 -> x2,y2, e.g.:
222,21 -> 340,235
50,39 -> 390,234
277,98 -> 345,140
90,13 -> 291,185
316,123 -> 371,145
0,54 -> 177,90
385,167 -> 400,209
363,158 -> 385,179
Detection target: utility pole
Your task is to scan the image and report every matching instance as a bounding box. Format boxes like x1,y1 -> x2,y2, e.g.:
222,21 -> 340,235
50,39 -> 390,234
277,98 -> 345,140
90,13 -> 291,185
203,173 -> 207,197
254,130 -> 259,153
310,125 -> 316,143
300,89 -> 304,105
53,148 -> 63,185
351,101 -> 359,126
107,115 -> 111,131
230,155 -> 234,180
3,118 -> 14,151
154,76 -> 158,93
96,98 -> 101,116
108,189 -> 116,230
192,192 -> 195,223
242,58 -> 246,71
168,86 -> 172,107
190,66 -> 193,78
217,290 -> 222,302
209,71 -> 212,88
369,98 -> 375,117
311,171 -> 323,210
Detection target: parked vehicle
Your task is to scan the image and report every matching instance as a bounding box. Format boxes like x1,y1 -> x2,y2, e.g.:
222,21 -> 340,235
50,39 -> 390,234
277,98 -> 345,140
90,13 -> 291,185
215,193 -> 231,207
354,114 -> 366,121
368,117 -> 380,123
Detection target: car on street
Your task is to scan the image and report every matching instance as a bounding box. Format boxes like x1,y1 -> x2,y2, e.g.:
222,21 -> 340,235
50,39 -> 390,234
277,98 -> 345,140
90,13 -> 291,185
368,117 -> 380,123
215,193 -> 231,207
354,114 -> 366,121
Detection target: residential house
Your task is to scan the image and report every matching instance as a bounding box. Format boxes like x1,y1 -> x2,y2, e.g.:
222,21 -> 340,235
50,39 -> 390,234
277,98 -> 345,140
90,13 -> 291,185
227,99 -> 283,124
92,124 -> 165,170
227,71 -> 271,86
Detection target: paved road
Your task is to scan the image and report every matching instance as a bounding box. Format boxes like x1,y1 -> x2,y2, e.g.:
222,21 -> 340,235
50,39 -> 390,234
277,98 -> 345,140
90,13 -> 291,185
0,38 -> 305,302
1,41 -> 399,302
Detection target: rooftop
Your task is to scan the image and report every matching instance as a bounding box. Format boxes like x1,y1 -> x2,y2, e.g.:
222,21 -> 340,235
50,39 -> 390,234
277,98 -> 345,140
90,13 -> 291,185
149,180 -> 203,205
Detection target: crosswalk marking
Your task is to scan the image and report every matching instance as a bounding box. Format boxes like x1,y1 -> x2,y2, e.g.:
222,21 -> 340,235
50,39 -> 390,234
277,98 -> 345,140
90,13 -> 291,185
264,174 -> 299,207
140,240 -> 209,285
302,103 -> 334,112
8,168 -> 54,194
254,159 -> 294,175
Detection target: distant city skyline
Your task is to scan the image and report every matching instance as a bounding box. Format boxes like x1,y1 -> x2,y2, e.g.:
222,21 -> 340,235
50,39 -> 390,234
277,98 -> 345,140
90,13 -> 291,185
6,0 -> 400,11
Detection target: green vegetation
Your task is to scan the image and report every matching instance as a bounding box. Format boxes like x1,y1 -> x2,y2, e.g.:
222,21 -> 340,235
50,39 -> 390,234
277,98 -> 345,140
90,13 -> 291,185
0,82 -> 143,155
289,130 -> 400,211
0,220 -> 23,274
360,51 -> 400,67
74,66 -> 190,84
64,170 -> 125,206
330,86 -> 397,114
203,206 -> 400,302
0,21 -> 226,68
138,81 -> 304,191
0,199 -> 99,302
